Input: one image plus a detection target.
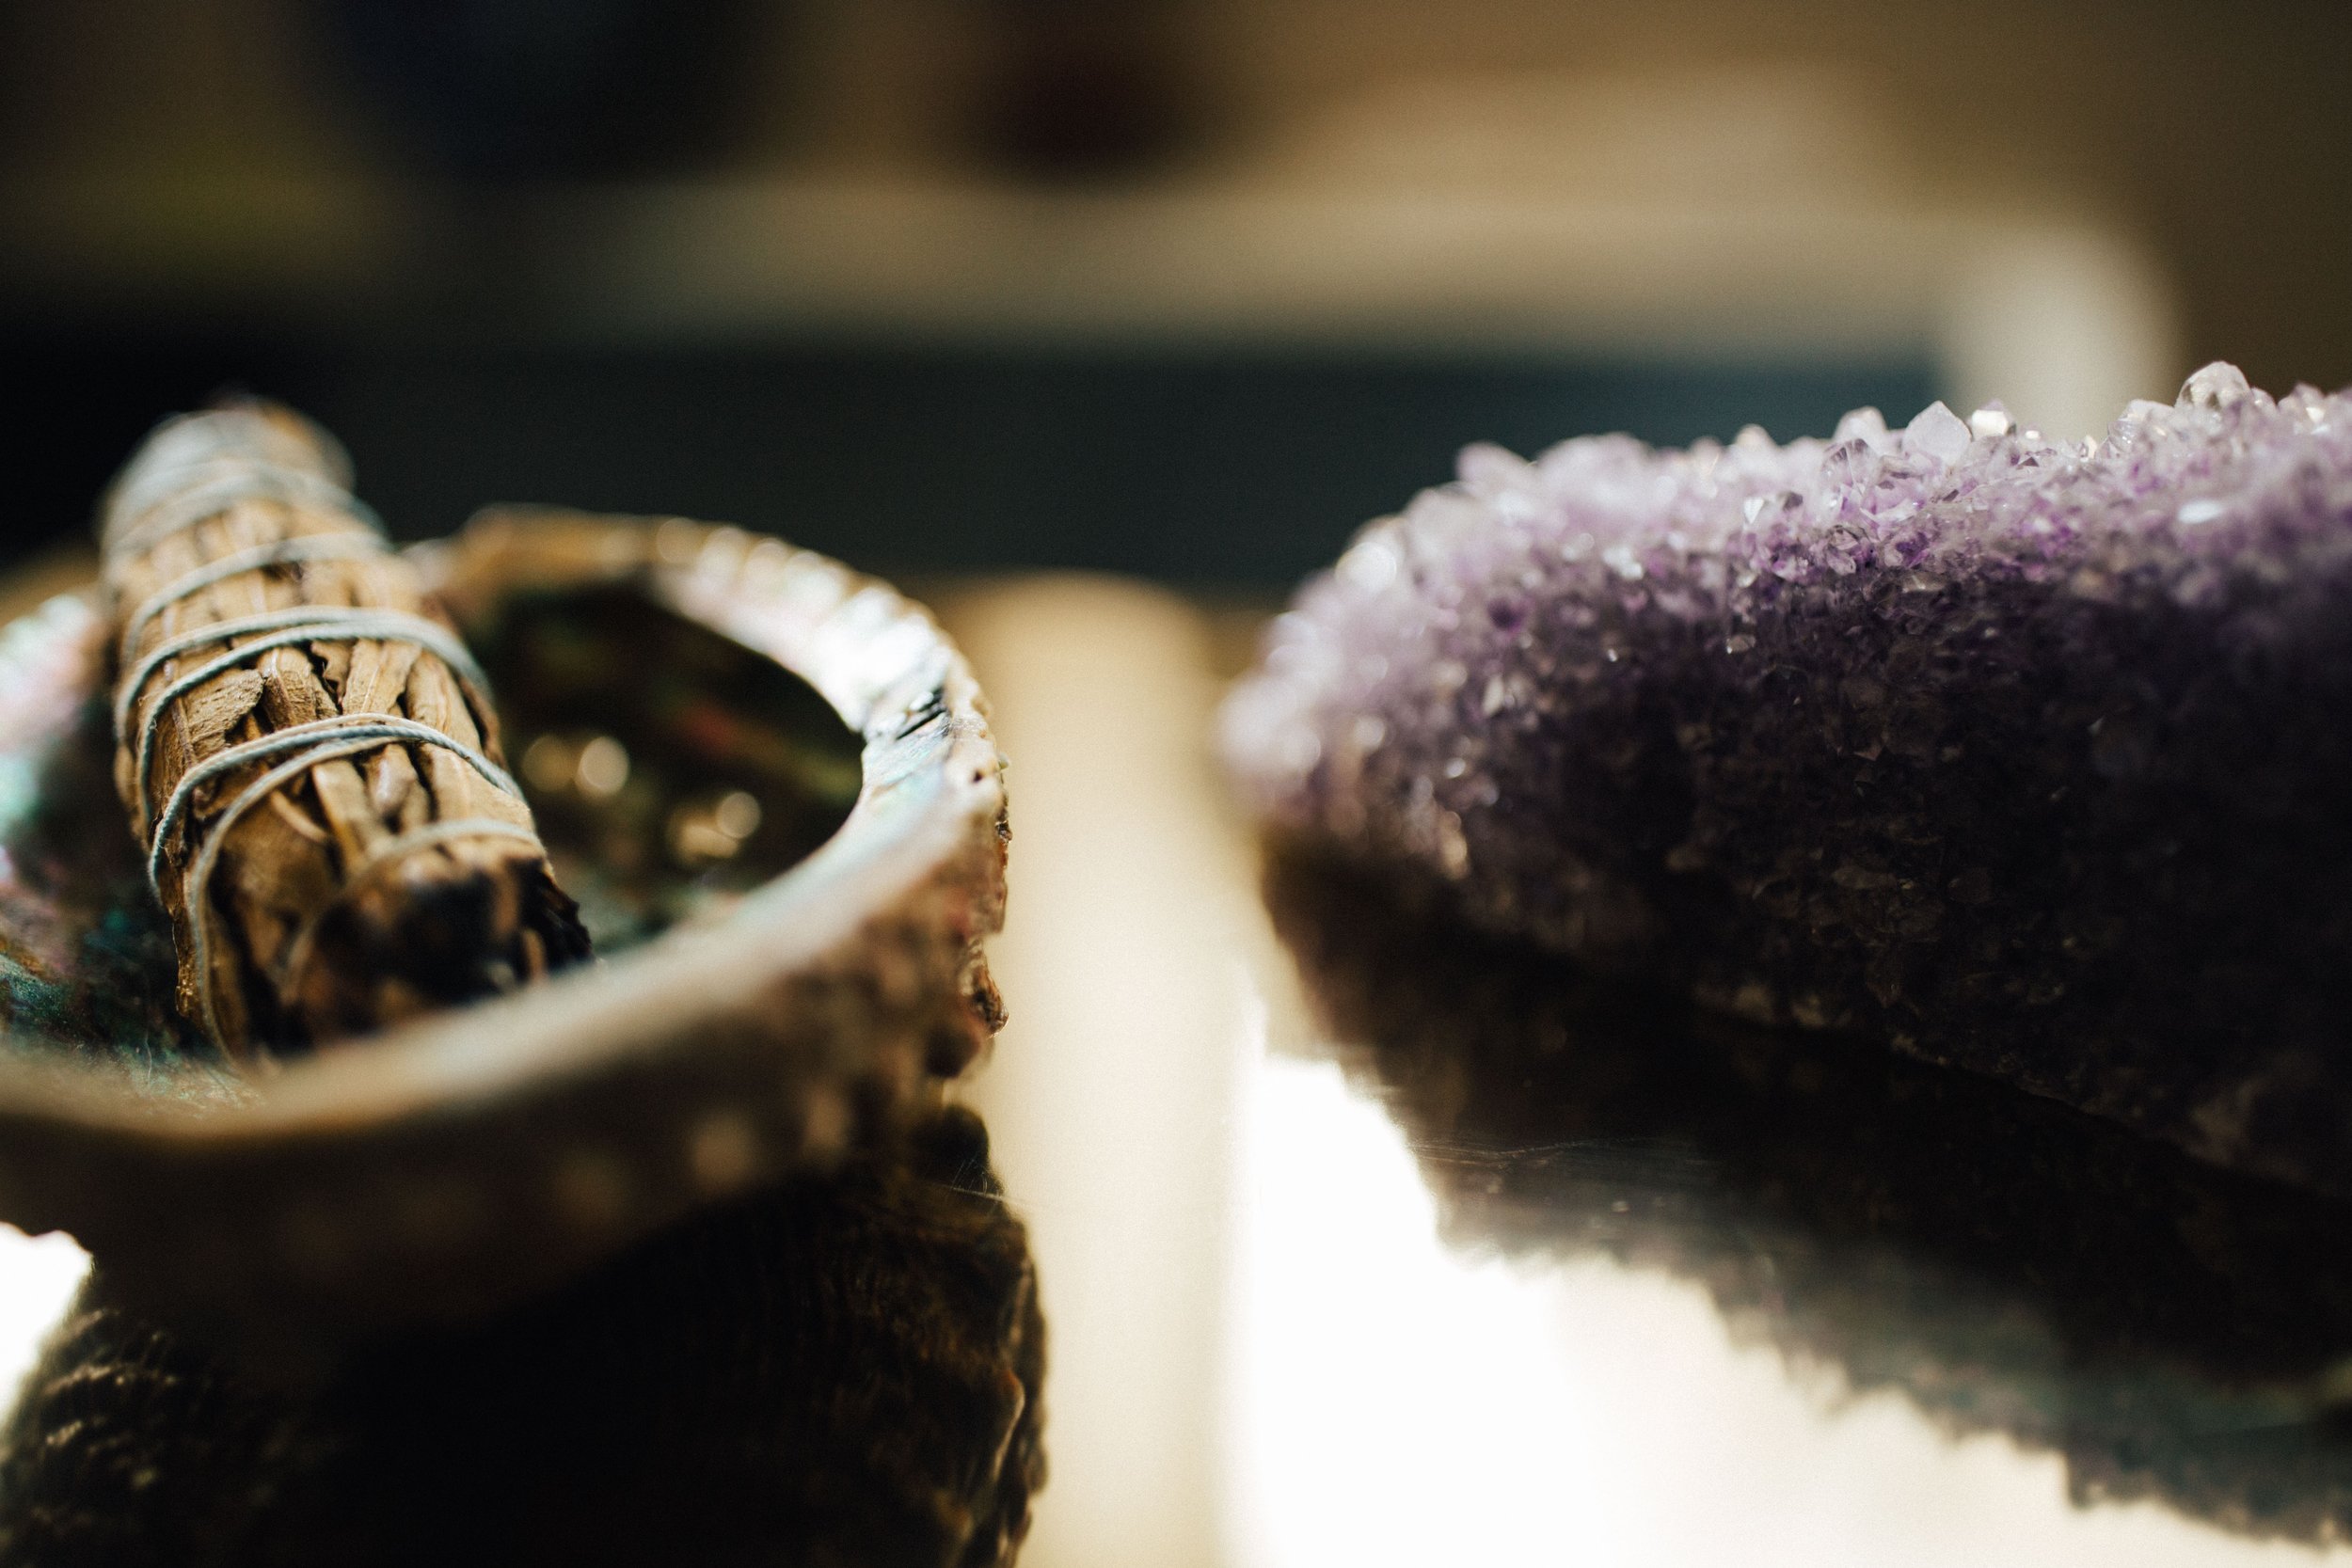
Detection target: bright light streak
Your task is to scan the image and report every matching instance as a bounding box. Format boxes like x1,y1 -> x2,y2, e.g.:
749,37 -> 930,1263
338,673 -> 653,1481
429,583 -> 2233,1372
0,1226 -> 88,1420
1224,1057 -> 2334,1568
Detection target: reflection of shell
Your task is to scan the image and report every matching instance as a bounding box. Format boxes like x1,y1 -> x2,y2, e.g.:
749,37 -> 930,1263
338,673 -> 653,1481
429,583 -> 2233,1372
0,1105 -> 1045,1568
1266,845 -> 2352,1544
0,511 -> 1009,1360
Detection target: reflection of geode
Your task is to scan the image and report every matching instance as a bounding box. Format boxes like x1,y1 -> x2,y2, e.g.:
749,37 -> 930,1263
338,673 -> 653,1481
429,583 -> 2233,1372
1268,847 -> 2352,1543
0,1106 -> 1045,1568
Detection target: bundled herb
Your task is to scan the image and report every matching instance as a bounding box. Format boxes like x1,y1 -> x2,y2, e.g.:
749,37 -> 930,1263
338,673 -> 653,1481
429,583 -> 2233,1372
101,402 -> 589,1057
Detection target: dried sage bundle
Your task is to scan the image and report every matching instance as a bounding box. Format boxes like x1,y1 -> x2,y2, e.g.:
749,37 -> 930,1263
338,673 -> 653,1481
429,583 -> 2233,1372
101,402 -> 590,1057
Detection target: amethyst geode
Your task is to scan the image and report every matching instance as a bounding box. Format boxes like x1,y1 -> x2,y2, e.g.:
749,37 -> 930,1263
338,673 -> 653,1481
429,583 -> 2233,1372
1224,365 -> 2352,1196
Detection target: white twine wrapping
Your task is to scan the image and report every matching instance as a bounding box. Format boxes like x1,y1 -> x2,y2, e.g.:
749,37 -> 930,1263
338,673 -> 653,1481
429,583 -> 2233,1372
119,607 -> 498,837
103,457 -> 383,558
146,714 -> 530,1048
115,532 -> 389,663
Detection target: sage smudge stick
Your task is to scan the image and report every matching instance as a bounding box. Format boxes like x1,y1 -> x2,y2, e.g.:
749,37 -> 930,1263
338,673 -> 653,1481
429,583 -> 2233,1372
101,402 -> 589,1057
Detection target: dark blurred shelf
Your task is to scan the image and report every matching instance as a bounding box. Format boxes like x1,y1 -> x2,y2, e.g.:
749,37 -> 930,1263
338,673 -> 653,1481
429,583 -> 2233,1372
0,326 -> 1931,586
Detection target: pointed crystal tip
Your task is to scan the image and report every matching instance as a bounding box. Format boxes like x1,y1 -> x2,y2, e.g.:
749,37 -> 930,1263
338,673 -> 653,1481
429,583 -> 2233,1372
2180,362 -> 2251,411
1904,401 -> 1971,465
1969,403 -> 2015,439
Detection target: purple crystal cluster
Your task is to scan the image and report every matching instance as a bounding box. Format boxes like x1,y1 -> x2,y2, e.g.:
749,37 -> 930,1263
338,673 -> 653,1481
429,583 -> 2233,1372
1225,365 -> 2352,1195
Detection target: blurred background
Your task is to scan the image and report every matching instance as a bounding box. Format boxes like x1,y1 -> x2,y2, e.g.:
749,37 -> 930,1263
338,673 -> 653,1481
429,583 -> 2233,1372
6,9 -> 2352,1566
4,0 -> 2341,583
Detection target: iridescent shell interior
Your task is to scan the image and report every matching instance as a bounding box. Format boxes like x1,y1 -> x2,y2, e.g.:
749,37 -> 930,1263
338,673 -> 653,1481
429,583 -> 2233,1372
466,582 -> 863,960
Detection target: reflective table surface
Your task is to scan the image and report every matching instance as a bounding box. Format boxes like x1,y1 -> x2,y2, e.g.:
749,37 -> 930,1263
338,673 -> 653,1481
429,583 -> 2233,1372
943,578 -> 2352,1567
0,571 -> 2346,1565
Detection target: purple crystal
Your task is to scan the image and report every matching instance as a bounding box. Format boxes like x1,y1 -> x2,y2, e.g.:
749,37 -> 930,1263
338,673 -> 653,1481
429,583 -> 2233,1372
1224,367 -> 2352,1196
